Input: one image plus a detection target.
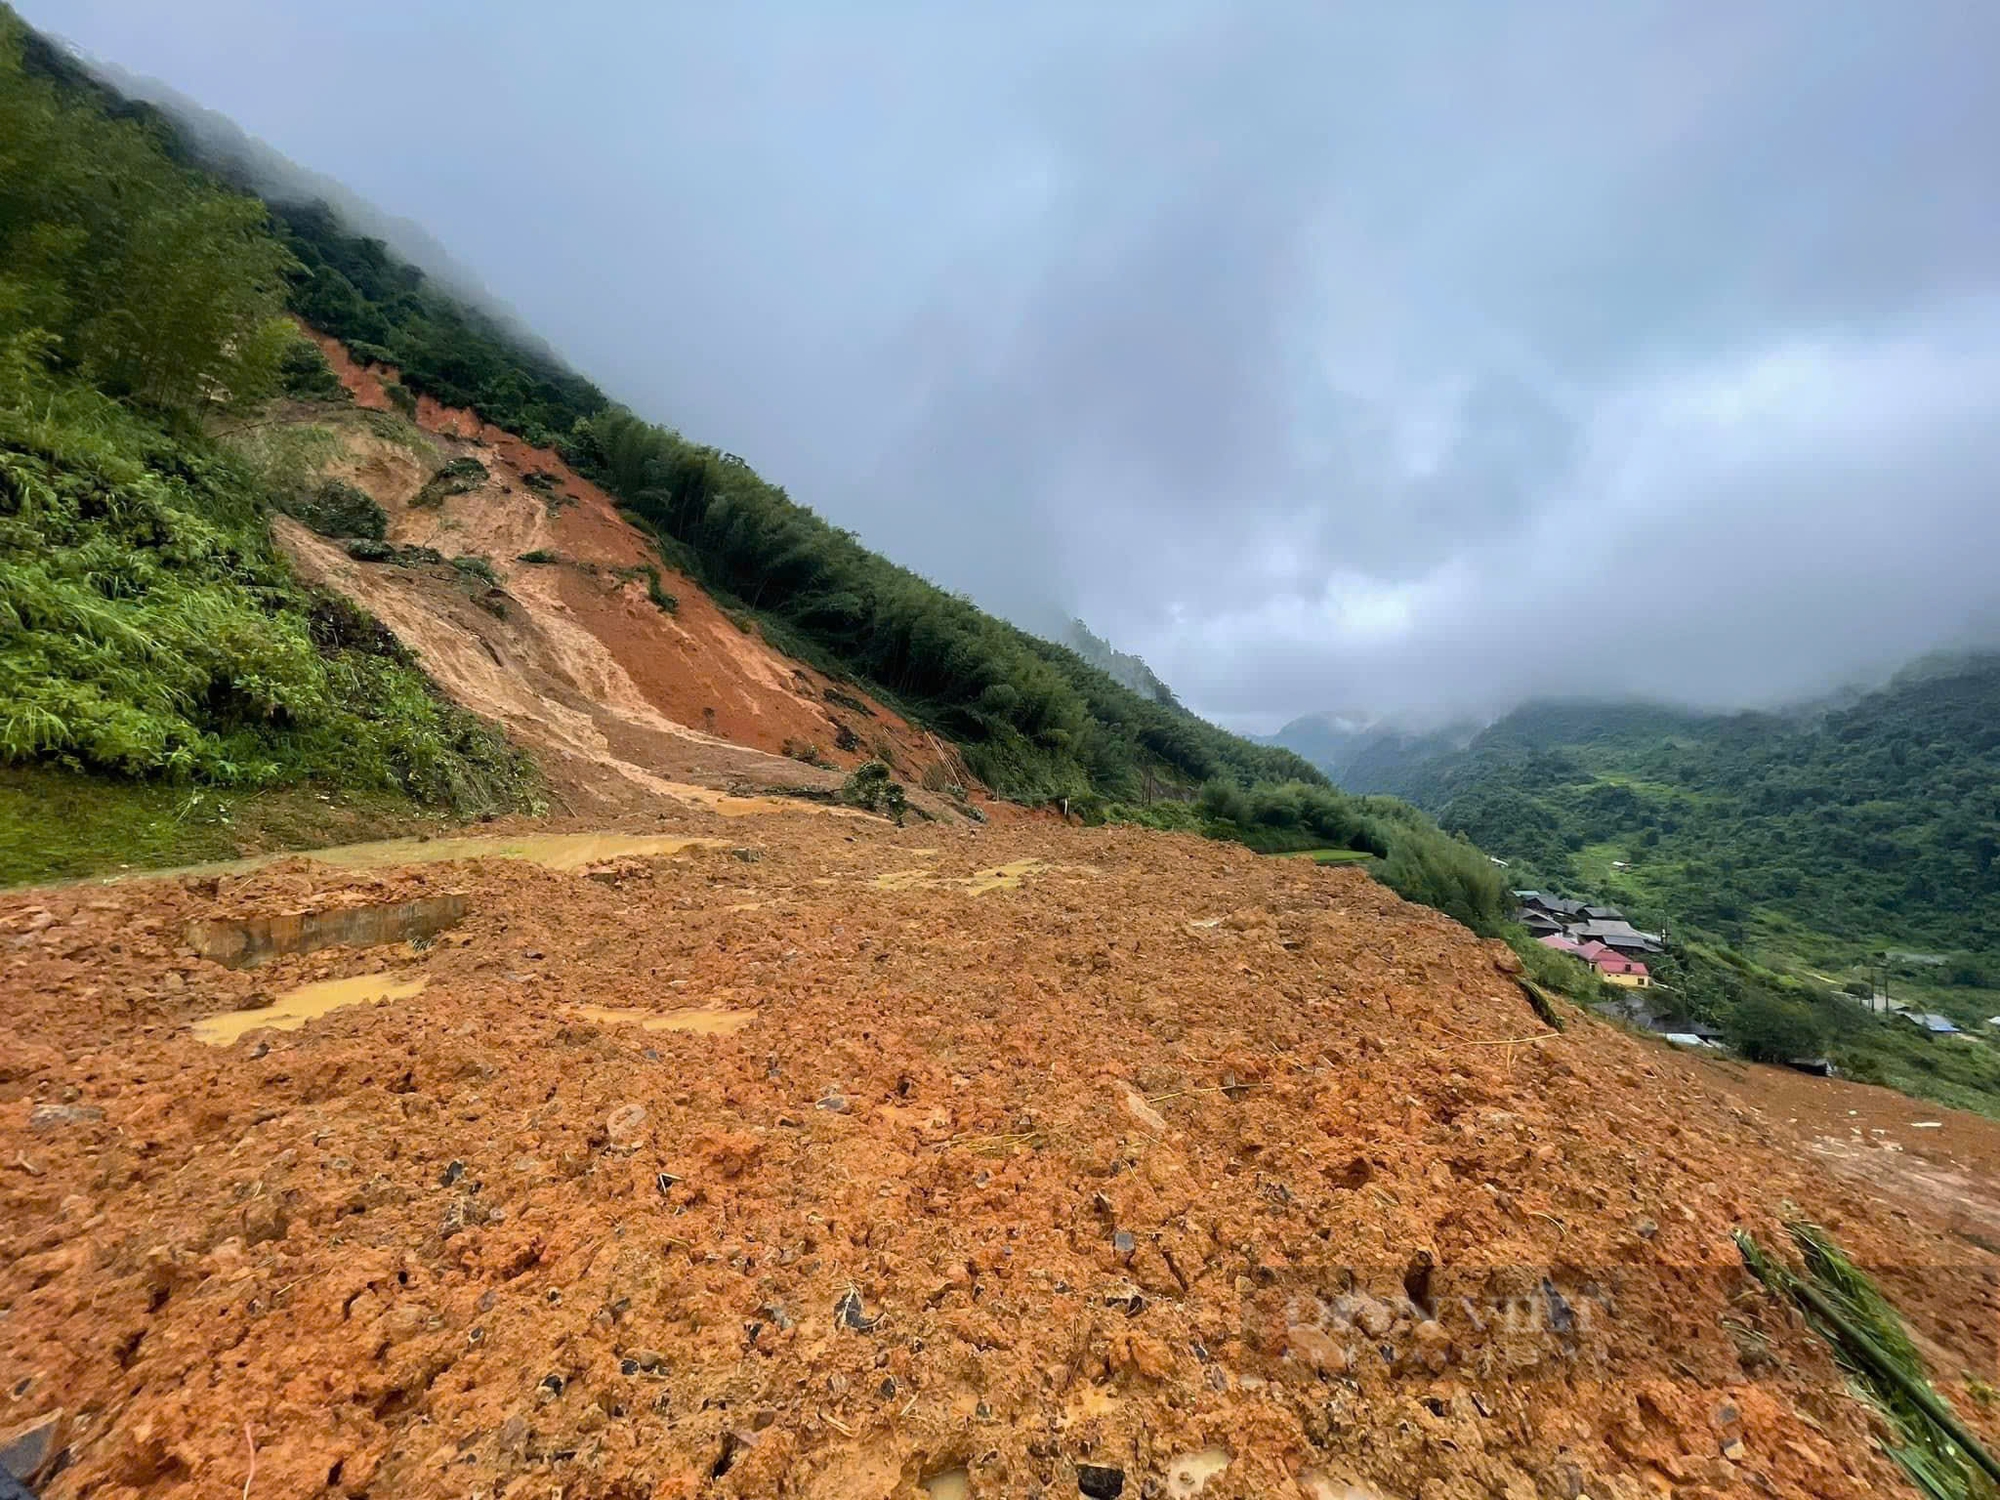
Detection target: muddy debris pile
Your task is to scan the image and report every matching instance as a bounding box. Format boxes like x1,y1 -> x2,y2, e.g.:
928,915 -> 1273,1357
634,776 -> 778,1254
4,815 -> 1998,1499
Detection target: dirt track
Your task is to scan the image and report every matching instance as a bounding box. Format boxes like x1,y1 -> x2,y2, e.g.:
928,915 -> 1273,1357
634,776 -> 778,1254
6,808 -> 1998,1499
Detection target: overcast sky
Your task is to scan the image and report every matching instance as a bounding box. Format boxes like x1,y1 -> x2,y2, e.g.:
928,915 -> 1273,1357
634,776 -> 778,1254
31,1 -> 2000,730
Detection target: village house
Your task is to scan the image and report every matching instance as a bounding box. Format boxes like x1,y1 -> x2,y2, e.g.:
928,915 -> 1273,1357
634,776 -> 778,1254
1899,1011 -> 1962,1036
1538,932 -> 1651,987
1513,891 -> 1665,956
1569,918 -> 1664,955
1576,940 -> 1651,987
1515,891 -> 1589,922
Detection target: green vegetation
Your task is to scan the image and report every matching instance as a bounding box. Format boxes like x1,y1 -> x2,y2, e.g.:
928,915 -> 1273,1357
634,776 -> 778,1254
0,764 -> 442,887
0,26 -> 294,413
275,475 -> 385,540
412,455 -> 486,508
0,11 -> 535,883
449,553 -> 498,586
1362,670 -> 2000,962
1280,848 -> 1376,865
840,759 -> 906,824
516,548 -> 559,565
610,561 -> 677,614
276,337 -> 347,402
1063,617 -> 1179,706
1740,1221 -> 2000,1499
1361,670 -> 2000,1109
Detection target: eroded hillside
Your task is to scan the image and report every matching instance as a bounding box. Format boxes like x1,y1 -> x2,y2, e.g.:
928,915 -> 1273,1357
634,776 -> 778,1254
269,330 -> 977,820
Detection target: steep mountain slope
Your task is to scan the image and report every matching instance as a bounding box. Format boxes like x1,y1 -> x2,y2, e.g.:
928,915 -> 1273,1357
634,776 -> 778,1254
1,17 -> 1519,939
1062,618 -> 1179,705
260,174 -> 1324,808
273,332 -> 973,817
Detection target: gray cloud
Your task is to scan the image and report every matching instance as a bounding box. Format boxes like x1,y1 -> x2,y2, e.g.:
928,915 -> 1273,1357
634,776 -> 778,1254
31,0 -> 2000,730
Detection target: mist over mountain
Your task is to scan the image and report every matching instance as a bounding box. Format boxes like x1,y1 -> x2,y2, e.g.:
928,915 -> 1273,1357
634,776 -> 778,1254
24,0 -> 2000,732
64,50 -> 575,374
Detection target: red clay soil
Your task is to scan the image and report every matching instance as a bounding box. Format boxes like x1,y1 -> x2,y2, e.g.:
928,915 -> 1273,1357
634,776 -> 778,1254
293,330 -> 968,801
5,813 -> 1998,1499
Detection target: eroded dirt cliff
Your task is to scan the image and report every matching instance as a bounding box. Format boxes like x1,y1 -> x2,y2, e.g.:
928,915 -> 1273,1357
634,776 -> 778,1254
276,331 -> 975,820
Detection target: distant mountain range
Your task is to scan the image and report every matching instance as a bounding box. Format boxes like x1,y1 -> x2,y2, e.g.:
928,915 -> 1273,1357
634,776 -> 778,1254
1277,652 -> 2000,963
1264,711 -> 1480,794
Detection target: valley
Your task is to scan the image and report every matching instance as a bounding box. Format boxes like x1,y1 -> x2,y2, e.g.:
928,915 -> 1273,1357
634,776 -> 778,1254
1276,675 -> 2000,1119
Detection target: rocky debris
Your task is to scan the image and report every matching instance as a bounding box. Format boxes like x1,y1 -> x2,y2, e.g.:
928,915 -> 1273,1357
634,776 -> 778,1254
0,1036 -> 61,1085
26,1104 -> 101,1132
185,893 -> 468,968
0,817 -> 1988,1500
834,1288 -> 882,1333
1115,1082 -> 1167,1134
604,1101 -> 647,1151
0,1410 -> 61,1487
1076,1462 -> 1126,1498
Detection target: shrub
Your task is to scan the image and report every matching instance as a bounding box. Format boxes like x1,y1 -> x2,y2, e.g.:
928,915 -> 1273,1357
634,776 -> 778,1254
278,477 -> 385,540
412,456 -> 487,508
383,381 -> 418,418
449,554 -> 498,586
277,339 -> 348,402
515,548 -> 559,565
1724,990 -> 1826,1063
840,760 -> 906,823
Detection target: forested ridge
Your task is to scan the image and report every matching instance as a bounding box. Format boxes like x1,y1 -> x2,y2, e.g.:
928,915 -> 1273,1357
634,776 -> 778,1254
1320,660 -> 2000,1113
1365,658 -> 2000,963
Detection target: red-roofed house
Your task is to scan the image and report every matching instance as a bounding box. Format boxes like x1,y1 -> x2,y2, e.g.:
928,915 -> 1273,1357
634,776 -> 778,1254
1576,940 -> 1650,987
1540,933 -> 1651,986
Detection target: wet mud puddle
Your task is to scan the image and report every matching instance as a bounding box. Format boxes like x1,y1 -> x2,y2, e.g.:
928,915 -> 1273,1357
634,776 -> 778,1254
569,1004 -> 757,1035
873,858 -> 1047,894
191,973 -> 428,1045
127,830 -> 736,884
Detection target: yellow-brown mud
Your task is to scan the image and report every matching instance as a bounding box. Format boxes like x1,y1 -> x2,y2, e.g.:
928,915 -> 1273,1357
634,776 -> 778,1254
6,813 -> 1999,1498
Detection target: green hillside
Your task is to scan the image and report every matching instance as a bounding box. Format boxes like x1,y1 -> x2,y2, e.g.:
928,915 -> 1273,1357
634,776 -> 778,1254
1335,660 -> 2000,1112
1385,663 -> 2000,963
0,7 -> 1504,933
0,12 -> 537,883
